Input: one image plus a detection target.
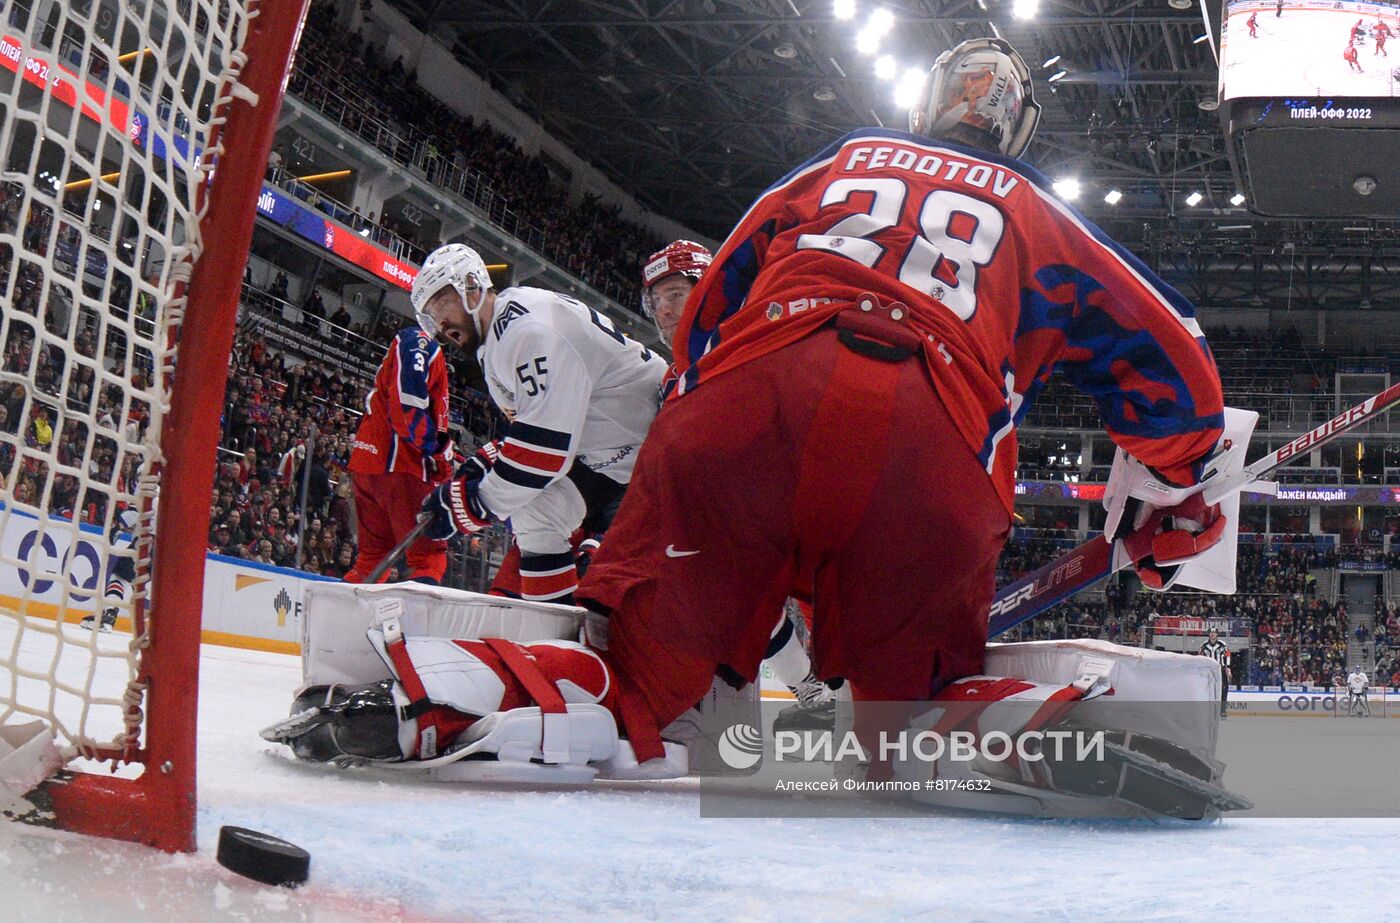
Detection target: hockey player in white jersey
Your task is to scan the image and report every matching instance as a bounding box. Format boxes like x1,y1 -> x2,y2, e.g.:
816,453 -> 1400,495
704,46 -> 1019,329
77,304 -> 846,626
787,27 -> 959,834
80,506 -> 138,632
1346,666 -> 1371,717
412,244 -> 667,603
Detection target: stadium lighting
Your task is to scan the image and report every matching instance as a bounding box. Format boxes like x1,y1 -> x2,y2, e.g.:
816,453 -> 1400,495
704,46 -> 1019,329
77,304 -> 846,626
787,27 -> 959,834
1230,192 -> 1247,206
856,28 -> 880,53
1104,189 -> 1123,205
1042,55 -> 1061,69
1047,70 -> 1067,83
1053,178 -> 1081,200
867,8 -> 894,35
834,0 -> 856,19
1013,0 -> 1039,19
894,67 -> 926,108
1185,191 -> 1204,206
875,54 -> 897,80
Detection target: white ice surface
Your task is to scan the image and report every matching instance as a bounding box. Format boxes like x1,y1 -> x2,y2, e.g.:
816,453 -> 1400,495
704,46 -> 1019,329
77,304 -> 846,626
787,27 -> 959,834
1222,5 -> 1400,98
3,636 -> 1400,922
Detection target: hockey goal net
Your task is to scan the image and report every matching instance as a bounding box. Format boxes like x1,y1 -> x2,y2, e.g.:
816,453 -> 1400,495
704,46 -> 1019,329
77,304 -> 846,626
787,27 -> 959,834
0,0 -> 308,852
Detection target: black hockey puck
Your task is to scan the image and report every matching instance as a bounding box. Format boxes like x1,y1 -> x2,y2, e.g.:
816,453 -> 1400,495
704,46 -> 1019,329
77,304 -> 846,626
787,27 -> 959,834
216,825 -> 310,887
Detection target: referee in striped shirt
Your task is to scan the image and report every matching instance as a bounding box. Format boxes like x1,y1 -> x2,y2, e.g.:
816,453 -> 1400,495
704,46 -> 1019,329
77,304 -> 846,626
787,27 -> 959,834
1200,629 -> 1231,718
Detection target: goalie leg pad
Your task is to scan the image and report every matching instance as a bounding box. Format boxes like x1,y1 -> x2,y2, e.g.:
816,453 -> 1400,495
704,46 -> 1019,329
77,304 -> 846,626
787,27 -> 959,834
370,624 -> 687,779
896,640 -> 1251,819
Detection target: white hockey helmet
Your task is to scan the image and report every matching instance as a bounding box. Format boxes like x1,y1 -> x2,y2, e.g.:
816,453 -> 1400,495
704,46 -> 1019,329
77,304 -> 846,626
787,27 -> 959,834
412,243 -> 493,338
908,37 -> 1040,160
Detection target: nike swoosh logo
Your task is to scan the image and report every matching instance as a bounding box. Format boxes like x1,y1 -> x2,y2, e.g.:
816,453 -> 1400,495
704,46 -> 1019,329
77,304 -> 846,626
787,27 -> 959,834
665,545 -> 700,558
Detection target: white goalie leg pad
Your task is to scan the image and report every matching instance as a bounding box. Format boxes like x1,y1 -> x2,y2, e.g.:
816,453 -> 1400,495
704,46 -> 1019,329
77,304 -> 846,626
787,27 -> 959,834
363,621 -> 689,782
302,581 -> 585,688
898,640 -> 1226,817
594,741 -> 690,781
983,639 -> 1221,753
444,703 -> 619,772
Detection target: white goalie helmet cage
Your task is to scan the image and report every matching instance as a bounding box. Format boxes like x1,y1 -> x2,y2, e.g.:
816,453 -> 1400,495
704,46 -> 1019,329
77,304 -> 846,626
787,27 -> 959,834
909,37 -> 1041,160
412,243 -> 494,337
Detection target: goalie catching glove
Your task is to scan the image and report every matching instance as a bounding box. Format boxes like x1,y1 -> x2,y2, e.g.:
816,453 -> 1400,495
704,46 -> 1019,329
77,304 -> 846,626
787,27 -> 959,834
1101,430 -> 1242,592
1115,490 -> 1226,591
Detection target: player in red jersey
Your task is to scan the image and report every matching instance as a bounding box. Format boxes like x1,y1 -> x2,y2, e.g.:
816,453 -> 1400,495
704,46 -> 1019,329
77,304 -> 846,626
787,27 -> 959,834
1345,41 -> 1363,72
574,37 -> 1227,761
267,40 -> 1244,815
344,327 -> 455,583
1247,12 -> 1258,37
641,239 -> 712,346
1374,20 -> 1392,56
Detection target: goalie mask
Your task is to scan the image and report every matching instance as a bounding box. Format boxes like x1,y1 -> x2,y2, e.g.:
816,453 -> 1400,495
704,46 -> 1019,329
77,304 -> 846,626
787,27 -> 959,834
908,37 -> 1040,160
412,243 -> 493,339
641,239 -> 712,339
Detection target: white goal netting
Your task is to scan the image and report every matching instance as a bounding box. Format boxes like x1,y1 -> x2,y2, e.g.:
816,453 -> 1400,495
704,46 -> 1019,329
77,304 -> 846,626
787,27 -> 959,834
0,0 -> 257,767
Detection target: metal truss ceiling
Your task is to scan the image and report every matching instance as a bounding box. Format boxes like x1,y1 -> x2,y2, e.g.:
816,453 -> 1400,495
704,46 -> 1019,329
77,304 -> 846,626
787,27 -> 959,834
383,0 -> 1400,310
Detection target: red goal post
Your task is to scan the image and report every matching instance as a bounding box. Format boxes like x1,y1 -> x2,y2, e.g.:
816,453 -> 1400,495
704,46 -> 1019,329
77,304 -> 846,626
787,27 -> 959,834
0,0 -> 309,853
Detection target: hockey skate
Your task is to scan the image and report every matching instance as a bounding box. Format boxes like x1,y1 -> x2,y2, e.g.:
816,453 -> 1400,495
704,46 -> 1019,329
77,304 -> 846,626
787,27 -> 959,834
260,681 -> 404,765
772,673 -> 838,734
79,608 -> 118,633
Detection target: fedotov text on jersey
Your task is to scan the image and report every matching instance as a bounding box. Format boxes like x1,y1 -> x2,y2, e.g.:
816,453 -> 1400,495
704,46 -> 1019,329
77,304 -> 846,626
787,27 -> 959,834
840,144 -> 1020,200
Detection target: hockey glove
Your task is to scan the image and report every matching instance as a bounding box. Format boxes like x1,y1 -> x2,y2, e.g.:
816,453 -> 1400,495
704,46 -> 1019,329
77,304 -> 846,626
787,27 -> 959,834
454,439 -> 501,482
574,534 -> 603,578
425,437 -> 457,483
1117,493 -> 1227,591
421,477 -> 494,540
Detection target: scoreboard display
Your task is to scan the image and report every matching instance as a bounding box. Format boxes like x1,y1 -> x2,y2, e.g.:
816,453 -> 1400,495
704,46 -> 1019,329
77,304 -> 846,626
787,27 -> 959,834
1219,0 -> 1400,216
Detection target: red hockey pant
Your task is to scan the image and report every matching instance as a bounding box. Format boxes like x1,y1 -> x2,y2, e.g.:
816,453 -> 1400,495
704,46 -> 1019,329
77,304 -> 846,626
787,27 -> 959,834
344,470 -> 446,583
578,328 -> 1010,759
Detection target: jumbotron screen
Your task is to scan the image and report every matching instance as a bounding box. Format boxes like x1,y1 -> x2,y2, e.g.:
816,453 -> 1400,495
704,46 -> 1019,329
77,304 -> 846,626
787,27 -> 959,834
1220,0 -> 1400,100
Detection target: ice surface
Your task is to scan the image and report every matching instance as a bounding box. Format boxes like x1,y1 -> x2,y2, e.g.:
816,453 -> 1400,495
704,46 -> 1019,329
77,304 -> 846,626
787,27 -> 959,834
3,633 -> 1399,921
1222,4 -> 1400,98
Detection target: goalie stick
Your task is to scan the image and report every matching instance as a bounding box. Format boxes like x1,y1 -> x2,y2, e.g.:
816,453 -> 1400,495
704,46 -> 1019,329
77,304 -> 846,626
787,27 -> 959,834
988,381 -> 1400,639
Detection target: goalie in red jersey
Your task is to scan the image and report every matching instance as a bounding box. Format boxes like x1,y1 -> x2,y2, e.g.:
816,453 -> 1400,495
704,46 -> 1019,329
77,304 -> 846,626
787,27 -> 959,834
268,38 -> 1243,817
577,37 -> 1226,762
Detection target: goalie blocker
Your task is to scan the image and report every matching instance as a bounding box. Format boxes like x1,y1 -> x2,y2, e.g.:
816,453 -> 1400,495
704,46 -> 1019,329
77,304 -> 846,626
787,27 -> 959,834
261,584 -> 1248,818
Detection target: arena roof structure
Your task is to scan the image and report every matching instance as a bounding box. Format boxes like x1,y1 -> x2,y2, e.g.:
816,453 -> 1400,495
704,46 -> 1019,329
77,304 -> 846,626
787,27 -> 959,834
382,0 -> 1400,313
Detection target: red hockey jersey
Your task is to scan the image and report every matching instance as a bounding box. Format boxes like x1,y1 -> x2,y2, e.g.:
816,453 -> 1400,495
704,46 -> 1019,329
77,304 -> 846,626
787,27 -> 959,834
350,327 -> 451,480
672,128 -> 1224,513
